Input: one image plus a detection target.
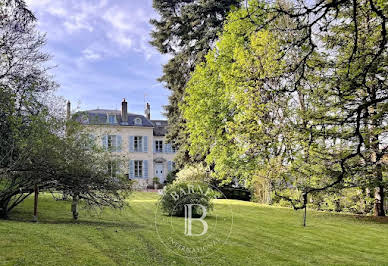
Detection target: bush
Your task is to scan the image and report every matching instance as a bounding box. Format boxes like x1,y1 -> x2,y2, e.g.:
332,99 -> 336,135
165,169 -> 178,184
159,182 -> 219,217
152,177 -> 160,184
218,187 -> 251,201
174,164 -> 210,184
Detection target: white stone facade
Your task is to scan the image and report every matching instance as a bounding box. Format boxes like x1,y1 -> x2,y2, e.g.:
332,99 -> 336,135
72,100 -> 176,188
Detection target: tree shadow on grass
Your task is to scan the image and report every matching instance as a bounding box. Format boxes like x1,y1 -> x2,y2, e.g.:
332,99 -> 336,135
3,208 -> 145,229
353,215 -> 388,224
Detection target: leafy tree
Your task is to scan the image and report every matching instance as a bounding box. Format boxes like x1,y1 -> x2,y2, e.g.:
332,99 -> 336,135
253,0 -> 388,216
181,1 -> 285,184
181,0 -> 387,219
0,0 -> 132,219
150,0 -> 241,167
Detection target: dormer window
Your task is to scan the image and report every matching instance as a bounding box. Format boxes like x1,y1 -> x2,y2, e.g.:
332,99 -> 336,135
134,118 -> 142,125
108,114 -> 116,124
81,114 -> 89,124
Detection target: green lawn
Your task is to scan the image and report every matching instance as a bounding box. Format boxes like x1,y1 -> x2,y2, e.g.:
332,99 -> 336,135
0,192 -> 387,265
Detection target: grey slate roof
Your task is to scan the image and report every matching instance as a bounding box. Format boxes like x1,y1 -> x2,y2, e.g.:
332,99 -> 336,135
151,120 -> 168,136
74,109 -> 169,136
74,109 -> 154,127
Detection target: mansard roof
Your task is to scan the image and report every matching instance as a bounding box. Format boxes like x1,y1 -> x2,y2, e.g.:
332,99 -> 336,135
151,120 -> 168,136
74,109 -> 154,127
74,109 -> 169,137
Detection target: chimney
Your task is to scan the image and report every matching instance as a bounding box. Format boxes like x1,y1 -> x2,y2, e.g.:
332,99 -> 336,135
66,100 -> 71,120
121,98 -> 128,124
145,102 -> 150,119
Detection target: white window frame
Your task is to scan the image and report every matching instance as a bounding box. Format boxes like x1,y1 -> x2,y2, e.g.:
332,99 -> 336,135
134,160 -> 143,178
81,114 -> 89,124
155,140 -> 163,153
108,161 -> 118,178
107,135 -> 117,150
134,136 -> 143,152
134,118 -> 142,125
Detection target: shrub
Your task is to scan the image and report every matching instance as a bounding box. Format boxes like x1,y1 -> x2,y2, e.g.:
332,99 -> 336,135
159,182 -> 220,217
174,164 -> 210,184
165,169 -> 178,184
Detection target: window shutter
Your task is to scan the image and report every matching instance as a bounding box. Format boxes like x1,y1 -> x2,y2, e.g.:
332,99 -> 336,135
116,135 -> 122,152
143,136 -> 148,152
168,161 -> 172,172
116,161 -> 121,176
102,135 -> 108,150
167,143 -> 172,153
129,136 -> 134,152
163,143 -> 166,153
143,160 -> 148,178
129,160 -> 134,178
153,140 -> 156,153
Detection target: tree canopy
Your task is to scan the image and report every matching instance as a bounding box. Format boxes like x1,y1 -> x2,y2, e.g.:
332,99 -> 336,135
0,0 -> 132,219
150,0 -> 241,167
181,0 -> 387,216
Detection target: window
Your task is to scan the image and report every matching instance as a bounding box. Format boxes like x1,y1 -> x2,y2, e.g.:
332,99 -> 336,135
166,143 -> 176,153
134,160 -> 143,178
105,135 -> 121,152
168,161 -> 175,172
107,135 -> 117,149
134,136 -> 143,152
155,121 -> 161,126
134,118 -> 142,125
155,140 -> 163,153
108,161 -> 118,178
81,114 -> 89,124
108,114 -> 116,124
172,145 -> 177,153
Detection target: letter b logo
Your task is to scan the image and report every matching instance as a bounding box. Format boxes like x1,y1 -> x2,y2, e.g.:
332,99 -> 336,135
184,204 -> 208,236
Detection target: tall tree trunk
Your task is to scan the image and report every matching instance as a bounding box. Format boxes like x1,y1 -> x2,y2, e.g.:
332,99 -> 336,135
33,184 -> 39,222
374,163 -> 385,216
71,193 -> 79,220
0,199 -> 10,219
370,88 -> 385,217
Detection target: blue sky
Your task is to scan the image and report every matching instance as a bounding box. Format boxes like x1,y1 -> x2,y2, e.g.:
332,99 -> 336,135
26,0 -> 170,120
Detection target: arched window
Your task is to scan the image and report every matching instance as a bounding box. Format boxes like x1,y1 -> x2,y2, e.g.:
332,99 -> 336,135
134,118 -> 142,125
81,114 -> 89,124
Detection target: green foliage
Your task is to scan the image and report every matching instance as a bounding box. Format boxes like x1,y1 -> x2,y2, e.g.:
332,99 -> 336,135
165,169 -> 178,184
179,0 -> 388,216
174,164 -> 210,184
181,1 -> 284,184
150,0 -> 241,167
0,1 -> 133,218
159,182 -> 219,217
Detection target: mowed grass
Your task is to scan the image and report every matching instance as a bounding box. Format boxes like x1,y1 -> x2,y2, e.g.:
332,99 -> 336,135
0,192 -> 388,265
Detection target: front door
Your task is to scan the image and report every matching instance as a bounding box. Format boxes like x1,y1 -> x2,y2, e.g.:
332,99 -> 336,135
155,164 -> 164,183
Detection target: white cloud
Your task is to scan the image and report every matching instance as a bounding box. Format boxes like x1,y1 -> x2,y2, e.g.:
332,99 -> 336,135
107,31 -> 132,49
28,0 -> 163,61
25,0 -> 51,8
82,48 -> 101,61
64,15 -> 93,33
103,7 -> 135,31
